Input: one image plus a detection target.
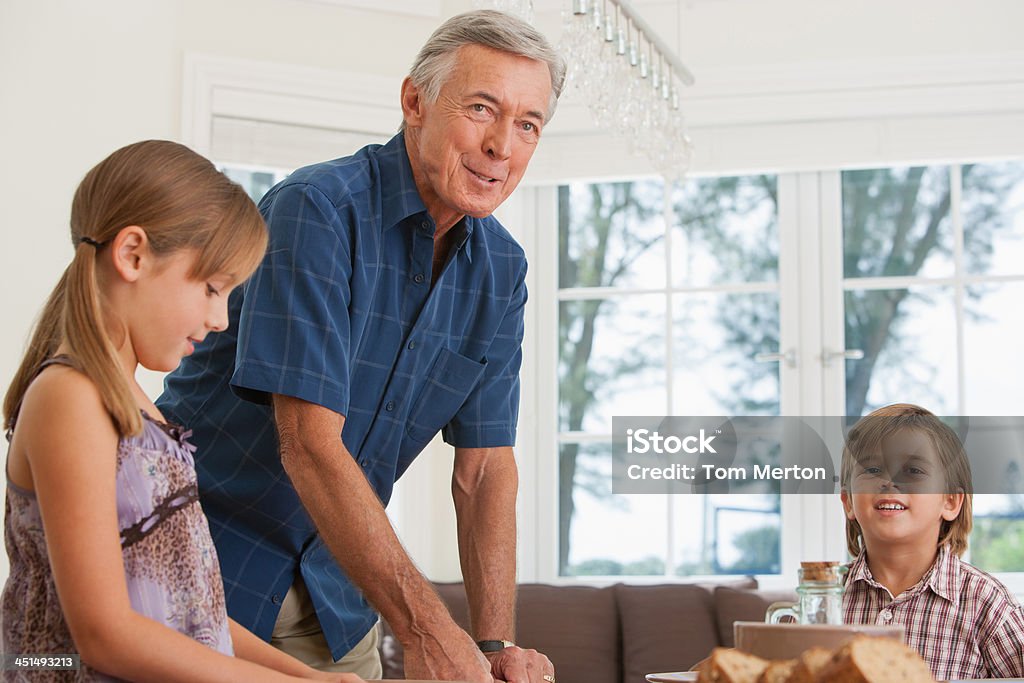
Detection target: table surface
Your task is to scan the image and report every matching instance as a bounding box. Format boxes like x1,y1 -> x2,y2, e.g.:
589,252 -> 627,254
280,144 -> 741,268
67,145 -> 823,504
645,673 -> 1024,682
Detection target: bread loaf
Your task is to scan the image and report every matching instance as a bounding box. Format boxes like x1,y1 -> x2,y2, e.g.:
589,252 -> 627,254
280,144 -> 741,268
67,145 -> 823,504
698,647 -> 769,683
756,659 -> 796,683
695,635 -> 935,683
786,647 -> 833,683
816,635 -> 934,682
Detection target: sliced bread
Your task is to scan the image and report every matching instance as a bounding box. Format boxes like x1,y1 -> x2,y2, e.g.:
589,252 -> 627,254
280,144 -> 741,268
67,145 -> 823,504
816,635 -> 934,682
698,647 -> 769,683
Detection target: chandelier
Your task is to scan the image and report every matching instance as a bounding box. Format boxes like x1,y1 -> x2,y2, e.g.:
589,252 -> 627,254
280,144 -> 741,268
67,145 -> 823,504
472,0 -> 695,180
474,0 -> 535,23
560,0 -> 695,180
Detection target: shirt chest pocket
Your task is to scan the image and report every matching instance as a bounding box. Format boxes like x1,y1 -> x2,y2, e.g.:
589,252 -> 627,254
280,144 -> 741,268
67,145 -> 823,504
405,348 -> 487,444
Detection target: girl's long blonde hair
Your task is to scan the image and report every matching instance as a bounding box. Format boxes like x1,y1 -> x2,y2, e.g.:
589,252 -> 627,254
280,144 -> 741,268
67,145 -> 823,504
3,140 -> 267,437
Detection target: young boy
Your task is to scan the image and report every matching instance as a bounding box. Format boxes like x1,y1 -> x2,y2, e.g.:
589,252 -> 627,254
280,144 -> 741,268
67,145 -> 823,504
840,403 -> 1024,680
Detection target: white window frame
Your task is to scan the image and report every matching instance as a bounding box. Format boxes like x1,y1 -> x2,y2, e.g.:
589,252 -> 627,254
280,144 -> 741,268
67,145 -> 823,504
526,163 -> 1024,593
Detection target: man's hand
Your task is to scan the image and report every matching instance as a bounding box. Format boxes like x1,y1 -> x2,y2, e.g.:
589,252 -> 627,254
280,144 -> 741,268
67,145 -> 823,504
486,646 -> 555,683
402,624 -> 492,683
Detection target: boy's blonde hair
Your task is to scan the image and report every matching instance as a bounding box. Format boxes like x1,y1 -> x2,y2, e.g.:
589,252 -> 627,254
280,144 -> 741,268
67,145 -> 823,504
840,403 -> 973,557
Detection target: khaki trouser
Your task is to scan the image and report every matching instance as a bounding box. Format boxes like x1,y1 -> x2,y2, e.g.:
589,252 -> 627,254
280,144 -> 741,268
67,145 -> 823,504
271,576 -> 383,678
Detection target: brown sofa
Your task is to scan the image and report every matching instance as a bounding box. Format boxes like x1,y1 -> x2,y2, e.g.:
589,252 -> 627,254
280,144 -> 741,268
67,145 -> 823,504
378,581 -> 796,683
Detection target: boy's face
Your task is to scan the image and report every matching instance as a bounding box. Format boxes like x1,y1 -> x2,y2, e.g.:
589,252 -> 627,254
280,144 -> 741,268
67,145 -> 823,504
842,428 -> 964,550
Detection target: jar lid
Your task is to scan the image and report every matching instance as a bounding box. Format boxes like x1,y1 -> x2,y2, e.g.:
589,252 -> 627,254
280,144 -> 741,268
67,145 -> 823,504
800,561 -> 840,582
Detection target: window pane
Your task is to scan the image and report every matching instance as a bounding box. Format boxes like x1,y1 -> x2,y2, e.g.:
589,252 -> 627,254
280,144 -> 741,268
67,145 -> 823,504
971,496 -> 1024,572
558,181 -> 666,290
675,494 -> 781,575
964,282 -> 1024,415
221,166 -> 288,203
671,175 -> 778,287
560,441 -> 668,576
558,295 -> 666,433
673,292 -> 781,416
962,161 -> 1024,277
558,175 -> 782,579
844,287 -> 957,418
842,167 -> 953,280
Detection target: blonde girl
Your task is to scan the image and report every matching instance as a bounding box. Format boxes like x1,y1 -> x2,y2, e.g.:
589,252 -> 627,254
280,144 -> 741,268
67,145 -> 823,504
1,140 -> 360,683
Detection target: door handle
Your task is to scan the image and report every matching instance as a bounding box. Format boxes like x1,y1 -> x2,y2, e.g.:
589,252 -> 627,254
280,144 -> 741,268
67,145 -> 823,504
822,349 -> 864,367
754,349 -> 797,368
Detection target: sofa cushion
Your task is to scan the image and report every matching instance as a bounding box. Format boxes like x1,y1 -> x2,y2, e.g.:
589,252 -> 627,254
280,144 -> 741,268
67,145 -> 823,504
434,582 -> 621,683
616,583 -> 719,682
713,586 -> 798,647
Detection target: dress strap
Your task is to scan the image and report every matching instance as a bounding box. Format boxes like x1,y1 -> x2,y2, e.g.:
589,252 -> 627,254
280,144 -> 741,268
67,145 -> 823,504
38,354 -> 78,372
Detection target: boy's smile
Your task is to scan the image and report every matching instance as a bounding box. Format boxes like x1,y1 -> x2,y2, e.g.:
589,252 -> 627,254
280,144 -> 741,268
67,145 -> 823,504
873,497 -> 909,516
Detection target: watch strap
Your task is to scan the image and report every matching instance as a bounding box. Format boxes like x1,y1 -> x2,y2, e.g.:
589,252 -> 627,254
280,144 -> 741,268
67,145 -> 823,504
477,639 -> 515,652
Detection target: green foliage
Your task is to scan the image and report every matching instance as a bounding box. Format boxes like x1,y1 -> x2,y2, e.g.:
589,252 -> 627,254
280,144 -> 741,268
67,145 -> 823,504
558,163 -> 1024,577
570,556 -> 666,576
970,517 -> 1024,572
723,525 -> 781,574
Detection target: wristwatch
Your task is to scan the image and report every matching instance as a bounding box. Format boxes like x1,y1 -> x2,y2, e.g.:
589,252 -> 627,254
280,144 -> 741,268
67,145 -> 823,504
477,639 -> 515,652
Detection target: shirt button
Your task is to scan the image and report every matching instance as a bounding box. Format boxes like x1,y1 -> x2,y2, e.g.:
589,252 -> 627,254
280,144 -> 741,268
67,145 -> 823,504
421,221 -> 430,231
385,401 -> 395,412
408,340 -> 416,350
880,610 -> 892,622
413,273 -> 425,284
271,594 -> 282,605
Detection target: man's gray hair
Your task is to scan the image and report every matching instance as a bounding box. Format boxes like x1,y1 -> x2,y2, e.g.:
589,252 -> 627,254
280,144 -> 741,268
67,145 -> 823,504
405,9 -> 566,125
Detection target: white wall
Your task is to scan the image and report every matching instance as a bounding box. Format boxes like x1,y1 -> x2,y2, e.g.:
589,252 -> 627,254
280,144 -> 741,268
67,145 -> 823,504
2,0 -> 1023,585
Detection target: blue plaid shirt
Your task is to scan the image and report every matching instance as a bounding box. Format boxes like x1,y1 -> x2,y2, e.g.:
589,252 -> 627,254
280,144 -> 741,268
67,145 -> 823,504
157,133 -> 526,658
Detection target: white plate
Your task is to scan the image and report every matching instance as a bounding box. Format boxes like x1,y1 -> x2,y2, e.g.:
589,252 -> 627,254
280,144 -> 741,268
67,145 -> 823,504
645,673 -> 698,682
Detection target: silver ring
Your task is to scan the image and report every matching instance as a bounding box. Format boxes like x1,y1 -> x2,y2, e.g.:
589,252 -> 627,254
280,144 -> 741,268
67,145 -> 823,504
542,676 -> 555,683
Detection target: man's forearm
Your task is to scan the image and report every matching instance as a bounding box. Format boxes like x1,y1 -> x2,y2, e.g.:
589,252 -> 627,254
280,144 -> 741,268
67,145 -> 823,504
273,396 -> 452,642
453,446 -> 519,642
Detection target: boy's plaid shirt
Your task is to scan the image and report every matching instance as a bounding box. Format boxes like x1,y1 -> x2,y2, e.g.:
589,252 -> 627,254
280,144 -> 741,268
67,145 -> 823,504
844,544 -> 1024,680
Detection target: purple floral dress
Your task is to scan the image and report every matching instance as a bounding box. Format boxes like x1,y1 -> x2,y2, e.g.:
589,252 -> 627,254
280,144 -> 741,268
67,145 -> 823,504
1,358 -> 233,681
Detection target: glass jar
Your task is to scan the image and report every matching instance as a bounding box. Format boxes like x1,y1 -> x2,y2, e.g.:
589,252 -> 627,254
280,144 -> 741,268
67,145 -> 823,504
765,561 -> 847,625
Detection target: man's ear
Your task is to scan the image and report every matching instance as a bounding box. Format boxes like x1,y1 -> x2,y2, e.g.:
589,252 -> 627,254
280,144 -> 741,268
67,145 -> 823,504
840,488 -> 856,520
109,226 -> 149,283
400,76 -> 424,129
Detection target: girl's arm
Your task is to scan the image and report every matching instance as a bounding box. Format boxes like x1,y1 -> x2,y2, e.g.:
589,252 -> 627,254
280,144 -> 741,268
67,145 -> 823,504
18,367 -> 354,683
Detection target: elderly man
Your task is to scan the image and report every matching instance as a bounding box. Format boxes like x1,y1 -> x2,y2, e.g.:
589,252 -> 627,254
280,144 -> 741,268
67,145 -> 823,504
158,9 -> 564,683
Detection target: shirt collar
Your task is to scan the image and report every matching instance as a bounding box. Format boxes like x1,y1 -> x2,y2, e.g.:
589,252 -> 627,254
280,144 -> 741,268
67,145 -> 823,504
379,132 -> 429,232
455,218 -> 474,263
378,132 -> 475,263
847,550 -> 874,587
846,545 -> 960,603
926,544 -> 960,603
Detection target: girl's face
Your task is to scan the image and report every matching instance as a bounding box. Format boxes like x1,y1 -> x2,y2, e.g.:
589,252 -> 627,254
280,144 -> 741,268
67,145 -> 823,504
126,249 -> 236,372
841,428 -> 964,551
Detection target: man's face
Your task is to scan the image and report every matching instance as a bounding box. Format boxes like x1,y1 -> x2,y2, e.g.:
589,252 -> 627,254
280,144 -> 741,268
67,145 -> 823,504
402,44 -> 552,225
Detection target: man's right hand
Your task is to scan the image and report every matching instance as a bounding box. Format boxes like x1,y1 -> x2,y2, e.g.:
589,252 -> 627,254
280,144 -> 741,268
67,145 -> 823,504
401,623 -> 493,683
